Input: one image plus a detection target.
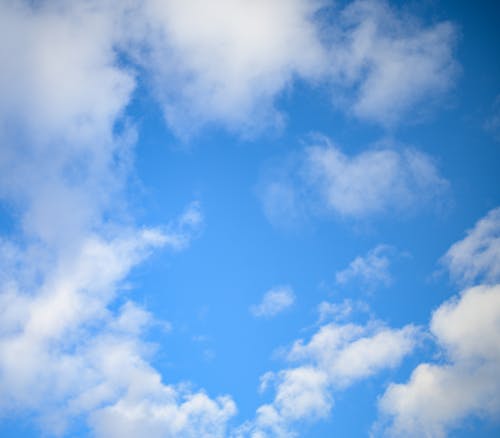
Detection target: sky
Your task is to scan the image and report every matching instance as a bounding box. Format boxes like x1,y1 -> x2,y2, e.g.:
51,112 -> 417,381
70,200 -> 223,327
0,0 -> 499,437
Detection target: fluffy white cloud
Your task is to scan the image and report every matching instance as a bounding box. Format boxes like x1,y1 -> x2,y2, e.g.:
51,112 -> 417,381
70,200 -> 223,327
378,285 -> 500,438
135,0 -> 327,136
336,245 -> 394,288
250,286 -> 296,318
329,0 -> 458,125
136,0 -> 458,133
0,0 -> 458,141
259,137 -> 448,224
239,319 -> 418,437
442,207 -> 500,286
378,207 -> 500,437
0,1 -> 233,436
0,1 -> 461,436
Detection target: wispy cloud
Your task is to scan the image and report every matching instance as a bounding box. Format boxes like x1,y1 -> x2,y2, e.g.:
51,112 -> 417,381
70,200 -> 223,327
441,207 -> 500,286
328,0 -> 458,125
336,245 -> 395,289
251,286 -> 296,318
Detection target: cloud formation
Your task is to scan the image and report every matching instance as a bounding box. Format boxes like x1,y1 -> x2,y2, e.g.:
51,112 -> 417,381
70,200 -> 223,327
259,137 -> 449,225
336,245 -> 394,289
329,0 -> 458,125
0,0 -> 462,436
0,1 -> 233,435
378,207 -> 500,437
251,286 -> 296,318
239,318 -> 418,437
442,207 -> 500,286
378,284 -> 500,438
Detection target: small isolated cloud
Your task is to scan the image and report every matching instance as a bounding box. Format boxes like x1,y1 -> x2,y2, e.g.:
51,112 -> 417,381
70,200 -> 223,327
259,137 -> 449,225
238,319 -> 419,437
441,207 -> 500,286
484,95 -> 500,141
336,245 -> 394,289
251,286 -> 295,318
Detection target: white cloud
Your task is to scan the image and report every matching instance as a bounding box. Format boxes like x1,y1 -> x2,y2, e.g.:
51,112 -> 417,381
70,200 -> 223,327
135,0 -> 458,133
259,137 -> 449,224
0,1 -> 462,436
336,245 -> 394,288
442,207 -> 500,286
377,207 -> 500,437
239,319 -> 418,437
132,0 -> 328,137
251,286 -> 295,318
0,0 -> 458,143
0,1 -> 234,435
378,284 -> 500,438
329,0 -> 458,125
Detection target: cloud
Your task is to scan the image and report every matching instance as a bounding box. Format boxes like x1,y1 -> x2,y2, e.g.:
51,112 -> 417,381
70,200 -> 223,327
484,94 -> 500,141
0,1 -> 234,435
0,1 -> 461,436
136,0 -> 458,134
377,207 -> 500,437
329,0 -> 458,125
136,0 -> 328,137
378,284 -> 500,438
317,299 -> 369,323
441,207 -> 500,286
336,245 -> 394,289
259,137 -> 449,224
251,286 -> 296,318
239,318 -> 418,437
0,0 -> 458,142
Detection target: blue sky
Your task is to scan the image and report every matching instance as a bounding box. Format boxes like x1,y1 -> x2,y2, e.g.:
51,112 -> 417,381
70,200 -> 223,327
0,0 -> 499,437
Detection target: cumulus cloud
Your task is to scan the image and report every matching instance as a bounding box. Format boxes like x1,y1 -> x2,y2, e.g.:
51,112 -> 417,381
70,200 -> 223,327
329,0 -> 458,125
259,137 -> 449,225
0,0 -> 458,141
0,1 -> 233,435
442,207 -> 500,286
238,319 -> 418,437
0,1 -> 461,435
251,286 -> 295,318
135,0 -> 458,133
135,0 -> 327,137
377,207 -> 500,437
378,285 -> 500,438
